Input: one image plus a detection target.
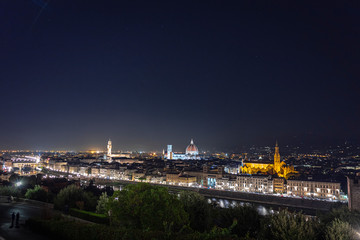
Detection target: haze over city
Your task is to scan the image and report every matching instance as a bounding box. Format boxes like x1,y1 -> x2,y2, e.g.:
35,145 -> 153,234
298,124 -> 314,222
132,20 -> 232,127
1,1 -> 359,151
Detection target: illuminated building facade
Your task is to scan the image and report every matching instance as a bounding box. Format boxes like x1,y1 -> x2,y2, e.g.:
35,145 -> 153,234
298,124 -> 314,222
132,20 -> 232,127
273,177 -> 285,193
106,139 -> 132,161
274,142 -> 281,172
166,172 -> 197,185
107,139 -> 112,157
216,177 -> 237,190
184,165 -> 225,188
241,142 -> 297,179
165,139 -> 200,160
287,180 -> 340,199
186,139 -> 199,155
236,175 -> 273,193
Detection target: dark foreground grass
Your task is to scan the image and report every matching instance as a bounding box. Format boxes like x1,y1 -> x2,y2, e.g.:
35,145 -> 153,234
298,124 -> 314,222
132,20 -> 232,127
25,218 -> 239,240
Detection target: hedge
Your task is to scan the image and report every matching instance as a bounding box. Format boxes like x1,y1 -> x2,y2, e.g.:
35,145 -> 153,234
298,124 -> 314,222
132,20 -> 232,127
26,218 -> 239,240
26,218 -> 169,240
69,208 -> 109,225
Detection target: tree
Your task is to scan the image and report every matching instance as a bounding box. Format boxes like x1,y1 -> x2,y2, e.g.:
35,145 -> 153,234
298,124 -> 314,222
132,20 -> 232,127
9,174 -> 20,185
25,185 -> 48,202
179,191 -> 212,232
96,192 -> 109,214
319,206 -> 360,227
22,175 -> 37,188
108,183 -> 189,232
267,209 -> 319,240
215,204 -> 261,238
84,180 -> 102,197
0,186 -> 21,197
54,185 -> 97,211
325,218 -> 355,240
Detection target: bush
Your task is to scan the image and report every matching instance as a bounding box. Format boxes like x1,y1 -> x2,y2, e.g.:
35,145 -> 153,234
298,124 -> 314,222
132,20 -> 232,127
266,209 -> 319,240
25,185 -> 48,202
319,206 -> 360,229
69,208 -> 109,224
108,183 -> 189,232
179,191 -> 212,232
9,174 -> 20,185
324,218 -> 355,240
54,185 -> 97,211
0,186 -> 21,197
26,218 -> 171,240
96,192 -> 109,214
21,175 -> 37,189
215,204 -> 261,238
26,217 -> 240,240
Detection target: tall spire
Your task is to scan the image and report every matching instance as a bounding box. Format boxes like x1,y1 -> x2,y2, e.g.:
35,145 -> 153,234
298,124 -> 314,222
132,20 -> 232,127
107,139 -> 112,157
190,139 -> 194,145
274,141 -> 280,172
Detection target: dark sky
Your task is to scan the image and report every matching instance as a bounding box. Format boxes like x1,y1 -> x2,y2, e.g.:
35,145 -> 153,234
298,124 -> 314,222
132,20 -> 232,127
1,1 -> 359,151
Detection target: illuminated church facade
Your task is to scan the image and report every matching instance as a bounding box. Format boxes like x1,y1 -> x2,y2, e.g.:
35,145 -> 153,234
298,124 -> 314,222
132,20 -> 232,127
166,139 -> 200,160
241,142 -> 296,179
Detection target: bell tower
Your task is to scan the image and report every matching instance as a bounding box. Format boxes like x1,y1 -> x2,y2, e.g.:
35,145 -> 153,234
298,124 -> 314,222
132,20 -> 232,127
274,141 -> 281,172
167,145 -> 173,160
107,139 -> 112,157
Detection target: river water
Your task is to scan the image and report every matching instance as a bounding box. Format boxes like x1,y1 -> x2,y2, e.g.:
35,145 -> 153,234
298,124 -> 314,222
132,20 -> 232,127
110,184 -> 292,216
97,182 -> 319,216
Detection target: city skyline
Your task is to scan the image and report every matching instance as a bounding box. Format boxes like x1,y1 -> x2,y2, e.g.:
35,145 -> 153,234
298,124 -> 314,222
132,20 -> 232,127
0,138 -> 356,153
1,1 -> 359,150
1,2 -> 359,239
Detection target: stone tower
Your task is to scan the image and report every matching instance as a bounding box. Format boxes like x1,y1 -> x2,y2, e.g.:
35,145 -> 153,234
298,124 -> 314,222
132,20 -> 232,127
274,141 -> 281,173
167,145 -> 173,160
107,139 -> 112,157
347,173 -> 360,211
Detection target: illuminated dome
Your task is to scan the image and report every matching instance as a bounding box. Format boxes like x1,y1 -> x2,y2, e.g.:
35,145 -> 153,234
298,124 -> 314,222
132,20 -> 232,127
186,139 -> 199,155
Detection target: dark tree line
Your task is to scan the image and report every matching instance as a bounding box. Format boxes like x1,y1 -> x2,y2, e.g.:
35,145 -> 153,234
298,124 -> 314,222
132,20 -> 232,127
17,182 -> 360,240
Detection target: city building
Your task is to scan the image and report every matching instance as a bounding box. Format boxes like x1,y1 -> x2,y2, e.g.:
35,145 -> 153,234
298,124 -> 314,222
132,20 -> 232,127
273,177 -> 285,193
216,177 -> 237,190
287,180 -> 340,199
165,139 -> 200,160
224,164 -> 241,175
241,142 -> 297,179
106,139 -> 132,161
236,175 -> 273,194
68,165 -> 79,174
166,172 -> 197,185
0,173 -> 11,182
107,139 -> 112,160
24,139 -> 351,203
184,165 -> 225,187
347,173 -> 360,211
132,171 -> 146,181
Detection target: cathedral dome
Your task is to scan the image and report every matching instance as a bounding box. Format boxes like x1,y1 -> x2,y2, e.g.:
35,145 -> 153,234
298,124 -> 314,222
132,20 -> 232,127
186,139 -> 199,155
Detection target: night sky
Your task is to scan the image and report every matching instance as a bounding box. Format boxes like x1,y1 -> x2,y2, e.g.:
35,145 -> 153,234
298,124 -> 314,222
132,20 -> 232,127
1,1 -> 359,151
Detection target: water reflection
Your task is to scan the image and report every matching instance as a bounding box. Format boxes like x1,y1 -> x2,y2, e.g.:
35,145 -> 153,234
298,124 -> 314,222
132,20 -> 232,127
207,197 -> 274,216
105,184 -> 275,216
